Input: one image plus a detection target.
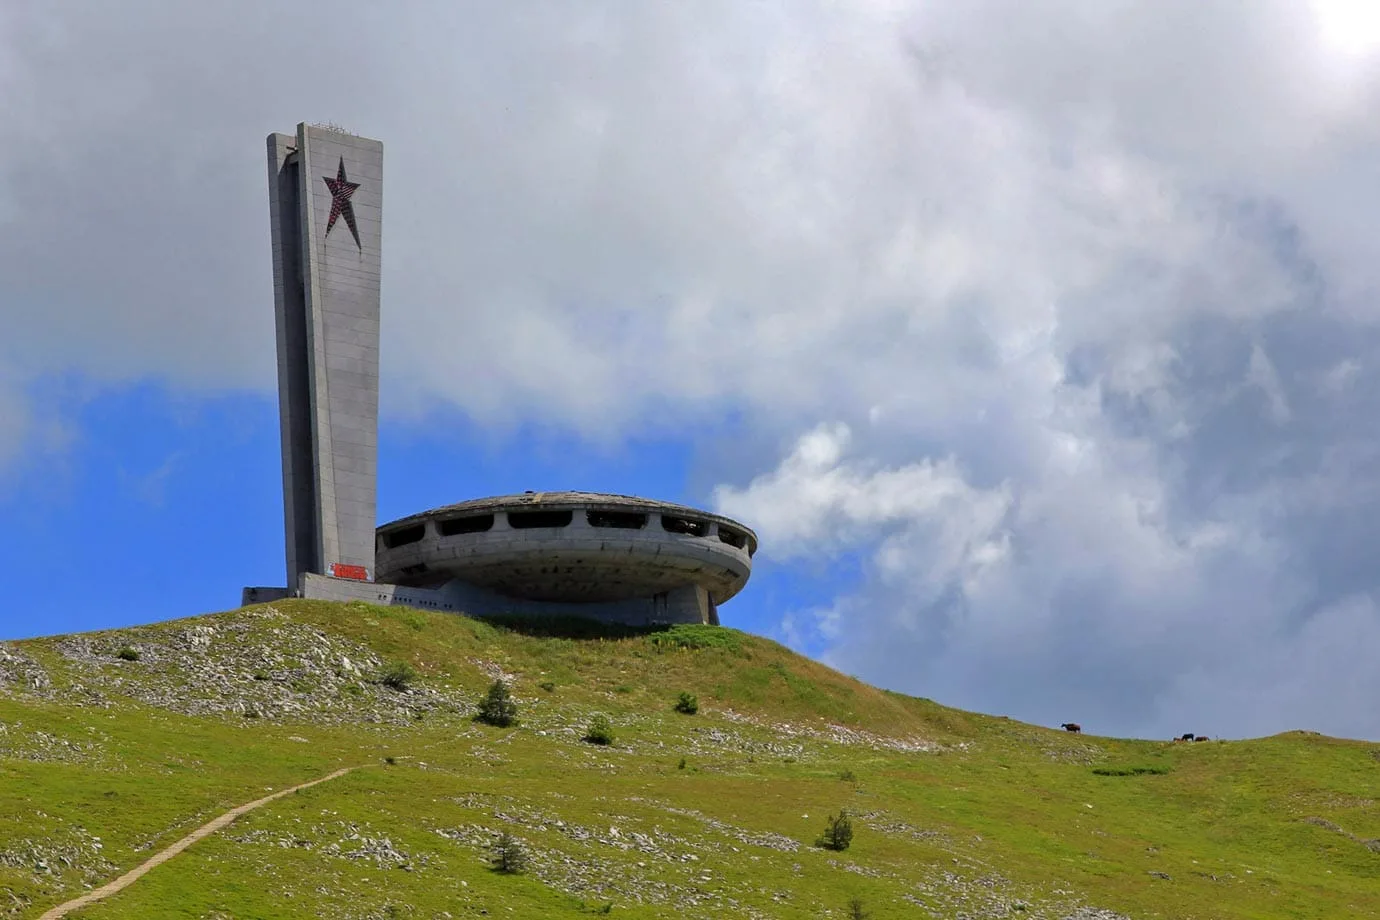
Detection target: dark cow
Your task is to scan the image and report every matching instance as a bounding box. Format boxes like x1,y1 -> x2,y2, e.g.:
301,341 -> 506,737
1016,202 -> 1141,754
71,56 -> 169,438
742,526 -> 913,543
1193,735 -> 1210,742
1060,723 -> 1082,733
1180,733 -> 1195,742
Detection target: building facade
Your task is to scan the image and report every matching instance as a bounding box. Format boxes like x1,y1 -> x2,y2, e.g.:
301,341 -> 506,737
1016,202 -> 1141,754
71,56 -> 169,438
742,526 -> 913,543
246,124 -> 755,626
266,124 -> 384,590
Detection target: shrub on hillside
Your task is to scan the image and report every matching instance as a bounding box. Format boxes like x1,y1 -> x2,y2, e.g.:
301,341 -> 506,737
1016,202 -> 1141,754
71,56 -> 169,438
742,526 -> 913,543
378,660 -> 417,691
584,714 -> 615,746
115,646 -> 140,662
477,679 -> 518,727
490,831 -> 528,874
848,899 -> 870,920
648,624 -> 741,652
674,691 -> 699,714
819,809 -> 854,851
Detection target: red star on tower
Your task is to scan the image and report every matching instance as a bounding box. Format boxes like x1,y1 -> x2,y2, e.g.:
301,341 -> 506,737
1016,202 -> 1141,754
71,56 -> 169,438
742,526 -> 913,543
322,157 -> 361,249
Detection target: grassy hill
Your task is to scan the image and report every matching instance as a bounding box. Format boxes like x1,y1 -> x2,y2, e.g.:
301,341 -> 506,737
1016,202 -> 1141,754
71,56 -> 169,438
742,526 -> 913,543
1,600 -> 1377,919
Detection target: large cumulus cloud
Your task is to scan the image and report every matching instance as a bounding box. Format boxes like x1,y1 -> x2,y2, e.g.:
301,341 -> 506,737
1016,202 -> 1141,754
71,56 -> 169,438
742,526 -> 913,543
4,1 -> 1380,737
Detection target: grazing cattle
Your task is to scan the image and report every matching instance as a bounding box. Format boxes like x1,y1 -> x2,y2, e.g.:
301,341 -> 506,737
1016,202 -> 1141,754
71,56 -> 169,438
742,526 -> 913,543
1180,733 -> 1196,742
1194,735 -> 1210,742
1060,723 -> 1082,733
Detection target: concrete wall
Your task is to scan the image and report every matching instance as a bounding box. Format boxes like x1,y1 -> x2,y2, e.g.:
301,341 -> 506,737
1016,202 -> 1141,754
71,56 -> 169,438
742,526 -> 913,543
267,124 -> 383,588
298,574 -> 714,626
375,509 -> 752,604
266,134 -> 319,584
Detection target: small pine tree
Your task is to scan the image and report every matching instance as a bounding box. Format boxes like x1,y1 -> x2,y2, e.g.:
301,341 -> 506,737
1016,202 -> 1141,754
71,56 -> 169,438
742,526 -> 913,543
584,714 -> 615,745
820,809 -> 854,851
674,691 -> 699,714
490,831 -> 528,874
848,897 -> 870,920
477,679 -> 518,727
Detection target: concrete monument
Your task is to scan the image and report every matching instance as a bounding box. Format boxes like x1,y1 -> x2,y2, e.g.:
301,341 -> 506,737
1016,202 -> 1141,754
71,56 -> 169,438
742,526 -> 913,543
244,124 -> 756,626
266,123 -> 383,590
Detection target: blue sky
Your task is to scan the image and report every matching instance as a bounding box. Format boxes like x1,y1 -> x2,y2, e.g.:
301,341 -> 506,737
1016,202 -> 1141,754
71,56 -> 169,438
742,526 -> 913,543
5,1 -> 1380,742
0,379 -> 819,652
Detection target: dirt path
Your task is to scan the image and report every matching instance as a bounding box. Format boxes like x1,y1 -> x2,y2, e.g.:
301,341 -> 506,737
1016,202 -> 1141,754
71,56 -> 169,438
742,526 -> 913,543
38,766 -> 360,919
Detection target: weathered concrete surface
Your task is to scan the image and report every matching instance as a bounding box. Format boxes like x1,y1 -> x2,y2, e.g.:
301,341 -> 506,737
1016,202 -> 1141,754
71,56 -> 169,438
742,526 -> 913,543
375,491 -> 754,606
268,123 -> 383,589
300,572 -> 718,626
260,126 -> 754,628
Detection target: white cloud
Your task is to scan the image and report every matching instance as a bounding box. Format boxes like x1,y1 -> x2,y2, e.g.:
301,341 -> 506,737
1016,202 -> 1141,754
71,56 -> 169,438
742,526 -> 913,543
1246,343 -> 1292,425
712,401 -> 1380,738
117,451 -> 185,509
713,424 -> 1012,591
2,1 -> 1346,430
1152,594 -> 1380,739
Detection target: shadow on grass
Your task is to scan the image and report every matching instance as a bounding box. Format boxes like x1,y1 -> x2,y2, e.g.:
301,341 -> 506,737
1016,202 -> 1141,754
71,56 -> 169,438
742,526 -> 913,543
1091,765 -> 1171,777
479,615 -> 667,640
477,616 -> 743,652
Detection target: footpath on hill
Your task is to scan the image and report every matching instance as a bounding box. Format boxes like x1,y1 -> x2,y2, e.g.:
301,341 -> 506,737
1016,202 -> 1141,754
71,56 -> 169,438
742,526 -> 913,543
37,766 -> 360,919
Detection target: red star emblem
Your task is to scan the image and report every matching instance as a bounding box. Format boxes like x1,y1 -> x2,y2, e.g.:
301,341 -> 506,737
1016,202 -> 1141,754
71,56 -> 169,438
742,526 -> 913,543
322,157 -> 361,249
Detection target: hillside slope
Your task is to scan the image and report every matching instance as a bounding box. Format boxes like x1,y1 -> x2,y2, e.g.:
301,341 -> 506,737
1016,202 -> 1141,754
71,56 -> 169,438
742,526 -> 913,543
0,600 -> 1376,919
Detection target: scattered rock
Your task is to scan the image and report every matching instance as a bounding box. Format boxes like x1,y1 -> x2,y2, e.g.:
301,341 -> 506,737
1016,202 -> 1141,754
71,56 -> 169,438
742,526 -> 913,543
0,824 -> 115,892
717,708 -> 962,754
48,613 -> 474,726
0,723 -> 105,766
1303,815 -> 1380,852
0,644 -> 52,698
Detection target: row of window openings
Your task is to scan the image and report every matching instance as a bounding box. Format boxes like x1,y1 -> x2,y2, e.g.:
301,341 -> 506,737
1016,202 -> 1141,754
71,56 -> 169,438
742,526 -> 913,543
379,511 -> 752,554
376,592 -> 454,611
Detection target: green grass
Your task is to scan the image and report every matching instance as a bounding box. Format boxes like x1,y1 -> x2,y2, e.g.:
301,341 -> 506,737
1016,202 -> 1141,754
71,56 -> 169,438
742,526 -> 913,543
0,598 -> 1376,919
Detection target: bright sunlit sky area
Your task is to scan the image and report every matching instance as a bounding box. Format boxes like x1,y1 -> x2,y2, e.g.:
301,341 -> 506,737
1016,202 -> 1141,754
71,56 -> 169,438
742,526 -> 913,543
4,1 -> 1380,741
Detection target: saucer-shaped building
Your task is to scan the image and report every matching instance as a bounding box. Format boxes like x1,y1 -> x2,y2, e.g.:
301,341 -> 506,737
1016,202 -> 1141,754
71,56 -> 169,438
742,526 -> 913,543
371,491 -> 756,625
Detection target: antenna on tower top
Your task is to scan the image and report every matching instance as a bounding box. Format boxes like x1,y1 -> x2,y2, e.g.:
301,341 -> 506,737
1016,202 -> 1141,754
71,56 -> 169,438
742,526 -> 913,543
312,121 -> 359,137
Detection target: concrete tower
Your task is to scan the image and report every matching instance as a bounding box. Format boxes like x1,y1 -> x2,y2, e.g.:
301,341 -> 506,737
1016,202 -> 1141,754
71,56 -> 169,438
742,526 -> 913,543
266,123 -> 383,591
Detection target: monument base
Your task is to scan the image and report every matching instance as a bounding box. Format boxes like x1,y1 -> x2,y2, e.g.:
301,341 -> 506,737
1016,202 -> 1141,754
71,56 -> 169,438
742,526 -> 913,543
241,575 -> 719,627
